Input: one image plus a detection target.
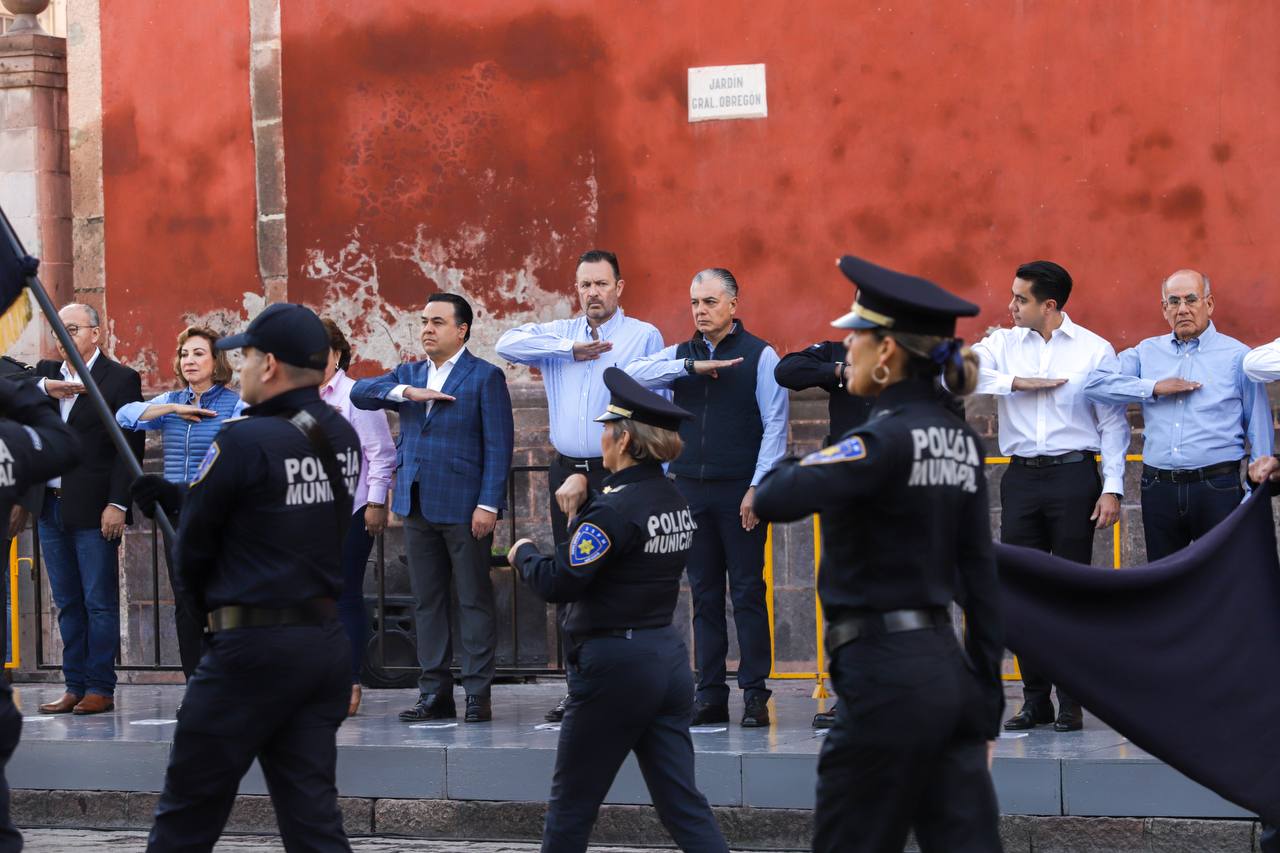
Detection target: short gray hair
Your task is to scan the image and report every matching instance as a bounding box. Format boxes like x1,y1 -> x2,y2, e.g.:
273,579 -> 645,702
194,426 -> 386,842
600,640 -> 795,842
691,267 -> 739,298
61,302 -> 100,326
1161,270 -> 1211,299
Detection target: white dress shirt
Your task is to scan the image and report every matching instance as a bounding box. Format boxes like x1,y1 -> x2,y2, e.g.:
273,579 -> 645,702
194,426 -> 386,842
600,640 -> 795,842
972,313 -> 1129,495
387,347 -> 495,514
40,349 -> 102,491
1243,337 -> 1280,382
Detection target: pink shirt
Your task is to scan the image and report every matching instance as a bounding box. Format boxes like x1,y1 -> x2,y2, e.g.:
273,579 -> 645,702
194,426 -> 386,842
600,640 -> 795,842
320,368 -> 396,510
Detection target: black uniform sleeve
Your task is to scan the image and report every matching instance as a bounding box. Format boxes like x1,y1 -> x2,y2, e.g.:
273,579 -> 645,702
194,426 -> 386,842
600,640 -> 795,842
174,425 -> 255,606
107,368 -> 146,510
955,466 -> 1005,739
754,431 -> 898,523
514,497 -> 636,602
0,377 -> 80,483
774,341 -> 842,392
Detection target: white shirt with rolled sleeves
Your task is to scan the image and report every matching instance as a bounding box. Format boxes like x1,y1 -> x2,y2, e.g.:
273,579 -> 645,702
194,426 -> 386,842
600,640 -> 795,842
1244,338 -> 1280,382
971,313 -> 1130,496
387,346 -> 497,515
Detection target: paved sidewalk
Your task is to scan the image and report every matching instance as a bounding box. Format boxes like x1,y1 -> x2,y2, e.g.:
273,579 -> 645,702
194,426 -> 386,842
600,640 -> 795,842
20,829 -> 727,851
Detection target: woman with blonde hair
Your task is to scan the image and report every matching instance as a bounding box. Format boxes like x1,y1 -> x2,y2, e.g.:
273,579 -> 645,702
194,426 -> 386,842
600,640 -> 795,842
116,325 -> 244,677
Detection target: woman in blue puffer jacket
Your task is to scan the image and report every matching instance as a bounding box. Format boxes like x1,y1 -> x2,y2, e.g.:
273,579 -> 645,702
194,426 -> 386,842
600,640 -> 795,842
116,325 -> 245,677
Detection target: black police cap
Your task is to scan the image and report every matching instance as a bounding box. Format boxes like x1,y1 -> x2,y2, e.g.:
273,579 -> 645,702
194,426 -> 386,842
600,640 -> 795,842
216,302 -> 330,370
832,255 -> 980,337
594,367 -> 692,432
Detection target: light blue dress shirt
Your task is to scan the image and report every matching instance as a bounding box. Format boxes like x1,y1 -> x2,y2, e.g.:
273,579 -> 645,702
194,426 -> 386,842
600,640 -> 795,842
1082,322 -> 1273,469
625,324 -> 790,487
495,308 -> 664,459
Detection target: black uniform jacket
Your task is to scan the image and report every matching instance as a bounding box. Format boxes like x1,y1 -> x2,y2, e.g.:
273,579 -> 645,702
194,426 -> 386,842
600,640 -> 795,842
0,378 -> 80,522
36,354 -> 144,528
754,378 -> 1004,737
514,462 -> 695,634
174,386 -> 361,611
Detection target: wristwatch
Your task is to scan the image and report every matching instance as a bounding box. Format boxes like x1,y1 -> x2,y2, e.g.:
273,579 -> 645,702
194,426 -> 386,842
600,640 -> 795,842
684,357 -> 696,375
366,502 -> 385,509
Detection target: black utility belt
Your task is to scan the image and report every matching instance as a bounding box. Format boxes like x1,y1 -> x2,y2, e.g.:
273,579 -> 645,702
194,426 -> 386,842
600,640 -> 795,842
1010,451 -> 1090,467
1142,460 -> 1241,484
558,453 -> 605,473
206,597 -> 337,633
825,608 -> 951,656
569,625 -> 668,643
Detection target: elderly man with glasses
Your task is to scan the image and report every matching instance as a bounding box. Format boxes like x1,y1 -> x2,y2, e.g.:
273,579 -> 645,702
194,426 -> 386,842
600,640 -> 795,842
1083,270 -> 1272,561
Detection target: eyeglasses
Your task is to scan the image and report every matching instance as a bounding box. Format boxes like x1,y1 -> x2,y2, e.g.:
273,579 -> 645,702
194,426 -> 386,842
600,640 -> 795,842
50,324 -> 98,338
1163,295 -> 1202,308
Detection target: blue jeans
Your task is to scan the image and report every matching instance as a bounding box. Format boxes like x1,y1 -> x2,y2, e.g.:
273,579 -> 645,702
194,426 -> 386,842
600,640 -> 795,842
1139,472 -> 1243,562
38,495 -> 119,697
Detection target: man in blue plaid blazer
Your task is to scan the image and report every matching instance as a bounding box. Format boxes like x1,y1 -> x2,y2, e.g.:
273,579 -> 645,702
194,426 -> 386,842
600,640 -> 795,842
352,293 -> 514,723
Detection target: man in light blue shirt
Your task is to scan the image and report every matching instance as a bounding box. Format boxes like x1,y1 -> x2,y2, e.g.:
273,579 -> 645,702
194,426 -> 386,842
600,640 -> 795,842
495,249 -> 664,721
626,268 -> 789,728
1083,269 -> 1272,561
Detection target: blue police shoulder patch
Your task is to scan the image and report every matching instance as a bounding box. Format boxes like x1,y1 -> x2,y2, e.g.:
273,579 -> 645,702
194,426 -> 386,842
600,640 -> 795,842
191,441 -> 221,485
800,436 -> 868,466
568,522 -> 611,567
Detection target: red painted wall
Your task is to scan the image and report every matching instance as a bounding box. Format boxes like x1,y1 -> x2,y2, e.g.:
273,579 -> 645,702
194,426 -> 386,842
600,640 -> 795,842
99,0 -> 261,381
102,1 -> 1280,383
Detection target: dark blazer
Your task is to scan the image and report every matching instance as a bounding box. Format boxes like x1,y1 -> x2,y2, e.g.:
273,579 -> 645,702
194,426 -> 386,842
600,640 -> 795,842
351,348 -> 514,526
37,352 -> 145,529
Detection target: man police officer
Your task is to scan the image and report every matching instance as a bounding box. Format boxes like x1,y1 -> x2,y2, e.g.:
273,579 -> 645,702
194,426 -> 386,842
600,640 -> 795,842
132,303 -> 362,852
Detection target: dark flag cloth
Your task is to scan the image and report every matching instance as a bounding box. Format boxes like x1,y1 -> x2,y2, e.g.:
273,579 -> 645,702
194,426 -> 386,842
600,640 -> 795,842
0,206 -> 37,351
997,482 -> 1280,824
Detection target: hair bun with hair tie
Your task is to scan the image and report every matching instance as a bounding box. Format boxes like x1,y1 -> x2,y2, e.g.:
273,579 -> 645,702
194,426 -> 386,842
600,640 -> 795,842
929,338 -> 964,368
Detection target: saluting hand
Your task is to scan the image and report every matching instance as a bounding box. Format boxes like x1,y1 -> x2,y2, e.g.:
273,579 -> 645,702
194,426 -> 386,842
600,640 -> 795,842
170,404 -> 217,422
694,357 -> 744,379
555,473 -> 589,522
44,379 -> 85,399
1152,377 -> 1201,397
573,340 -> 613,361
1011,377 -> 1067,392
402,387 -> 456,404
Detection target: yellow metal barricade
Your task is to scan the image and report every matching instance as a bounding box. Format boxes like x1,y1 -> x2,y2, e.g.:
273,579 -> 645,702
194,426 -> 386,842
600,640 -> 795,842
7,538 -> 28,670
763,453 -> 1141,692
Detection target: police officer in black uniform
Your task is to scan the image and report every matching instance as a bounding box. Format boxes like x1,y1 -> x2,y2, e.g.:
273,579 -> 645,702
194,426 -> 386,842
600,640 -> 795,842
508,367 -> 728,853
0,376 -> 80,852
131,303 -> 361,853
755,256 -> 1004,853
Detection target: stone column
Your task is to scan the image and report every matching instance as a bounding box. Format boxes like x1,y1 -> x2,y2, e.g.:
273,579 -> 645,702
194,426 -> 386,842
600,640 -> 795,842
0,25 -> 70,363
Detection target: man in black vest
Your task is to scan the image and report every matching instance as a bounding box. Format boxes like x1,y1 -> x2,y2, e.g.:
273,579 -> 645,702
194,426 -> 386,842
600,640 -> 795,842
626,268 -> 789,727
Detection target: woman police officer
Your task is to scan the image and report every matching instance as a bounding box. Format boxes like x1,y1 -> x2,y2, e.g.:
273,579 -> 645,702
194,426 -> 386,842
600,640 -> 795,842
755,255 -> 1004,853
508,367 -> 729,853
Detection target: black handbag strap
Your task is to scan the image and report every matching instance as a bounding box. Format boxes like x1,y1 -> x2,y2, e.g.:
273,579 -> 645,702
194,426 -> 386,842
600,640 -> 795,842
283,408 -> 353,529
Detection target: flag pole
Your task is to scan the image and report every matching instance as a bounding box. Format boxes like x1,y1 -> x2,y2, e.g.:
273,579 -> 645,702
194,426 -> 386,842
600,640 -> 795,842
0,210 -> 176,542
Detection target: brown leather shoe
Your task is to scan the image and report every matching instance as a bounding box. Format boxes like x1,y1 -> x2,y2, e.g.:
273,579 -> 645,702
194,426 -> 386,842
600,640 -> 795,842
37,692 -> 81,714
72,695 -> 115,715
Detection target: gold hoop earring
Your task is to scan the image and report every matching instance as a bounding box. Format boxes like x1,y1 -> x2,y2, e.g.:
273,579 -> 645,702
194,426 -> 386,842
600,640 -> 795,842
871,364 -> 891,385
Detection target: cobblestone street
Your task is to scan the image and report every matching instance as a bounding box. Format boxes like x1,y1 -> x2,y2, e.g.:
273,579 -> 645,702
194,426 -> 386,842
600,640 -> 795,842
21,830 -> 722,852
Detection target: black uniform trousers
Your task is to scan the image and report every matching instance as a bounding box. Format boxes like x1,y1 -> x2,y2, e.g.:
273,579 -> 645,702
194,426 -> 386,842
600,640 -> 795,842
815,626 -> 1000,853
674,476 -> 771,705
147,623 -> 351,853
159,527 -> 205,679
1139,470 -> 1243,562
547,454 -> 609,665
0,688 -> 21,853
542,625 -> 728,853
1000,460 -> 1101,717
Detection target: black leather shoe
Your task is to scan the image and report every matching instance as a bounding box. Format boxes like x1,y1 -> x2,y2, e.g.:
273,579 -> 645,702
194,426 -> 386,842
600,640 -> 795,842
464,695 -> 492,723
398,693 -> 456,722
1003,704 -> 1055,730
813,703 -> 838,729
1053,710 -> 1083,732
690,701 -> 729,726
545,694 -> 569,723
741,694 -> 771,728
